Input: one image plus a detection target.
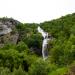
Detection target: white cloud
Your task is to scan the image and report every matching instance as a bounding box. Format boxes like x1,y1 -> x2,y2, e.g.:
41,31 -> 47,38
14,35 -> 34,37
0,0 -> 75,23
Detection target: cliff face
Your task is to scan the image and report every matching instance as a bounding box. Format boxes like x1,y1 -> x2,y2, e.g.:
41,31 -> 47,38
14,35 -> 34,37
0,18 -> 20,47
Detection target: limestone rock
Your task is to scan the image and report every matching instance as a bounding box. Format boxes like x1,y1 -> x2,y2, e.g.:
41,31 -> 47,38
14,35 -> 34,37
0,18 -> 20,47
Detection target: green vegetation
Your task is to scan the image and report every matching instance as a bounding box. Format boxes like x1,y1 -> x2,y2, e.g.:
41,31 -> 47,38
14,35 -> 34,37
1,13 -> 75,75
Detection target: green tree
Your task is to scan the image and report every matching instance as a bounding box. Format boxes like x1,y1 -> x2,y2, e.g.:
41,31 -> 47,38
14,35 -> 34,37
16,41 -> 29,52
12,66 -> 27,75
28,59 -> 57,75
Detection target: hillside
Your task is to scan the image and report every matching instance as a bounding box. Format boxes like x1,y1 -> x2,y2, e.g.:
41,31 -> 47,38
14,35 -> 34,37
0,13 -> 75,75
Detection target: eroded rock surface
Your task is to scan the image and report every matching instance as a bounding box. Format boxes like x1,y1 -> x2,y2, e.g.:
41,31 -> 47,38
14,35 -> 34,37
0,18 -> 20,47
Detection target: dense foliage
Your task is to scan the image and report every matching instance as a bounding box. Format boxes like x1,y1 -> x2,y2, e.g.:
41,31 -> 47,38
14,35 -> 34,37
1,13 -> 75,75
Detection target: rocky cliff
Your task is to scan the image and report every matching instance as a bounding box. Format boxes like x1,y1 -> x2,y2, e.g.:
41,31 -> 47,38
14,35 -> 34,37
0,18 -> 20,47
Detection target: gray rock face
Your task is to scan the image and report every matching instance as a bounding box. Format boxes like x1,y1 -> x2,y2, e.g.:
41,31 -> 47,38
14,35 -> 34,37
0,18 -> 20,47
0,25 -> 12,35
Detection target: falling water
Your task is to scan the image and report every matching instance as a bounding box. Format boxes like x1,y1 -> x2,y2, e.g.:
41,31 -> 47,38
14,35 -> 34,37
38,26 -> 50,60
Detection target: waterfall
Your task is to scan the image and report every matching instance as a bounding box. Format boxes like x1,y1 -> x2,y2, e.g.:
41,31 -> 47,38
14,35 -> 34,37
38,26 -> 50,60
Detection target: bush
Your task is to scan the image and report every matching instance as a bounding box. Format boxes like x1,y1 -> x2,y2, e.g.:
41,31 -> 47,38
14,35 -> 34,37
12,66 -> 27,75
49,67 -> 68,75
16,41 -> 29,52
0,67 -> 11,75
28,59 -> 57,75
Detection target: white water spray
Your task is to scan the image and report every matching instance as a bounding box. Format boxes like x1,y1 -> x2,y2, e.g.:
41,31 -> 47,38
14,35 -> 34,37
38,26 -> 50,60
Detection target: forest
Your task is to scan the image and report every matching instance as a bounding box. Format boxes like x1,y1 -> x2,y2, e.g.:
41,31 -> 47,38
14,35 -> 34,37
0,13 -> 75,75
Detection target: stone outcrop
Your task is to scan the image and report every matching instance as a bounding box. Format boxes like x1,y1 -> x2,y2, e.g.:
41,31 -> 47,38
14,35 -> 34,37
0,18 -> 20,47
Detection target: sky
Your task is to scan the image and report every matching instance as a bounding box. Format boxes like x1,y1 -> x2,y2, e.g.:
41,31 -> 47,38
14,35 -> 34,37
0,0 -> 75,23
